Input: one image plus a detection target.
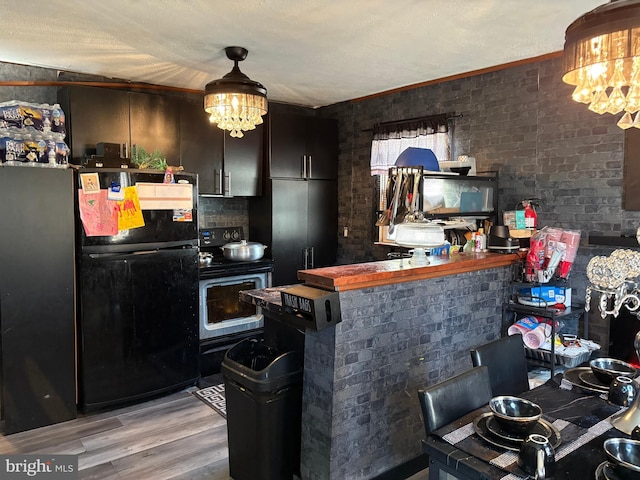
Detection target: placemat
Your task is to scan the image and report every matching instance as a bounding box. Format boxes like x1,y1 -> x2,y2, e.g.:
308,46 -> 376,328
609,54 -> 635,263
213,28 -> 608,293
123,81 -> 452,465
433,380 -> 621,479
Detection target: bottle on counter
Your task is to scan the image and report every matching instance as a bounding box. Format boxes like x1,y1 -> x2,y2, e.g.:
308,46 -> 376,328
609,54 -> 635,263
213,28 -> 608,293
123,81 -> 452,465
475,228 -> 486,252
464,232 -> 476,253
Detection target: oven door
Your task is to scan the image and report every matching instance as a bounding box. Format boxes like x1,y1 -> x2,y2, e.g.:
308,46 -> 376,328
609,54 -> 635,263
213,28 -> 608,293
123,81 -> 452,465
199,272 -> 270,340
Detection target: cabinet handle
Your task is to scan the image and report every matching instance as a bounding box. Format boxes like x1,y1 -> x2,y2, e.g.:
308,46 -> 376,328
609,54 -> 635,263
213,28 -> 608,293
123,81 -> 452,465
308,155 -> 312,178
302,155 -> 307,178
224,171 -> 231,197
214,169 -> 223,196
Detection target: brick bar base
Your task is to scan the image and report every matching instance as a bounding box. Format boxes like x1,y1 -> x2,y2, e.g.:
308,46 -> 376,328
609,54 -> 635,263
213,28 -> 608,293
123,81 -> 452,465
299,265 -> 512,479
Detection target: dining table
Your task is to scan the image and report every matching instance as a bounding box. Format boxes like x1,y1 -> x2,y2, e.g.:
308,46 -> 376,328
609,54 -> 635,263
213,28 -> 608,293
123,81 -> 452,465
423,372 -> 630,479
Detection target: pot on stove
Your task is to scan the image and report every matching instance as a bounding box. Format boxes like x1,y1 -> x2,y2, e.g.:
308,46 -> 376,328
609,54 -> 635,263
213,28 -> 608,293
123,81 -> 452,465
221,240 -> 268,261
199,252 -> 213,267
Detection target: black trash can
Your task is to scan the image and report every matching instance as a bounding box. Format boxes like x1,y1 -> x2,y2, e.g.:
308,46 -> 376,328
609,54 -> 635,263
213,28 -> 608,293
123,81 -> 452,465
221,338 -> 303,480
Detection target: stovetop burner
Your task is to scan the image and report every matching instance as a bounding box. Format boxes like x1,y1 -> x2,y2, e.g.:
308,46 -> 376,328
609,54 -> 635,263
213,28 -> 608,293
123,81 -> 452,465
199,226 -> 273,279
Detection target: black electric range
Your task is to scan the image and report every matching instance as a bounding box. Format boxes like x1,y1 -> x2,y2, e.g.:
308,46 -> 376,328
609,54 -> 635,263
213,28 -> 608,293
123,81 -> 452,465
199,227 -> 274,279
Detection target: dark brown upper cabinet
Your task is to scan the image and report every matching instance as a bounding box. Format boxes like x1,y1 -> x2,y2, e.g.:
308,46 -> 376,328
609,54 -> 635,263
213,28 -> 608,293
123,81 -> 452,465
59,86 -> 180,166
59,85 -> 263,196
58,86 -> 130,163
223,126 -> 263,196
129,91 -> 180,166
269,113 -> 338,180
179,97 -> 224,195
179,97 -> 263,197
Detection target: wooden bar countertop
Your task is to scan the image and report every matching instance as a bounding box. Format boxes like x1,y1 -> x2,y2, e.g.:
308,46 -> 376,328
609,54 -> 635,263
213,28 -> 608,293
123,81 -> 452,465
297,251 -> 521,292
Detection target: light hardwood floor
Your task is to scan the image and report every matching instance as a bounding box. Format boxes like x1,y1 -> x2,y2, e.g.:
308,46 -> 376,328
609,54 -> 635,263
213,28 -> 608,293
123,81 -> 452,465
0,387 -> 231,480
0,386 -> 429,480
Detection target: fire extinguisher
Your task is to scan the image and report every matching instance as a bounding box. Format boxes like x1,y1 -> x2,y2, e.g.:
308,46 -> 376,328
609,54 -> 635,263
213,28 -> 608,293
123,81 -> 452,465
521,199 -> 540,229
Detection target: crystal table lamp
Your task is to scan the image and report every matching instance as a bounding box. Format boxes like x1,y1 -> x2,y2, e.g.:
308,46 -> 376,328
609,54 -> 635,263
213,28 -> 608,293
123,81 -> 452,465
585,232 -> 640,368
585,248 -> 640,319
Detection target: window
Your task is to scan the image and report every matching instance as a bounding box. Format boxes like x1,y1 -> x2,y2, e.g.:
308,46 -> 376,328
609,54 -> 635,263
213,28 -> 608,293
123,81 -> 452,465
370,114 -> 451,176
370,114 -> 452,210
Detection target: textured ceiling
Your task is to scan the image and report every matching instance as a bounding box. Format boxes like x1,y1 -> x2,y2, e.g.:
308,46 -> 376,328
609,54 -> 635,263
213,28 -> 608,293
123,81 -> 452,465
0,0 -> 604,107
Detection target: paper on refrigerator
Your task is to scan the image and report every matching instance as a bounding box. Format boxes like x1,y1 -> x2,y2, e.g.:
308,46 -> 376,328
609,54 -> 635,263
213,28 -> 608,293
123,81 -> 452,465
135,182 -> 193,210
116,186 -> 145,230
78,189 -> 118,236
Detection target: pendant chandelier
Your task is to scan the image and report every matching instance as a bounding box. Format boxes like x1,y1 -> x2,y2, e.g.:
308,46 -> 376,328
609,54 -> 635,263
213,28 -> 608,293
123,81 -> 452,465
204,46 -> 268,138
562,0 -> 640,129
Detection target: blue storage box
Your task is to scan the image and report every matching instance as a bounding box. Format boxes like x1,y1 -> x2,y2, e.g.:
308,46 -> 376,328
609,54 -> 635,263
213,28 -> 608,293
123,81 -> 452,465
518,286 -> 572,307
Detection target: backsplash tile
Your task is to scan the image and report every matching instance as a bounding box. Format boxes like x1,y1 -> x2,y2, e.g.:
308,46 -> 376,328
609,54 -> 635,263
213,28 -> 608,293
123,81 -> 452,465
198,196 -> 249,233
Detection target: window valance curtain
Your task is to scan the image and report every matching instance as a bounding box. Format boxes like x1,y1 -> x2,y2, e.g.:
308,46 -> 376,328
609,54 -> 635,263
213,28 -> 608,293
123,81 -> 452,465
370,113 -> 450,176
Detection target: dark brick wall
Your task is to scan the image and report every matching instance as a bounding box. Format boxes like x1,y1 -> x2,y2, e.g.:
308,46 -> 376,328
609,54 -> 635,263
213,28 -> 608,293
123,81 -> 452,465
320,57 -> 640,307
0,62 -> 58,103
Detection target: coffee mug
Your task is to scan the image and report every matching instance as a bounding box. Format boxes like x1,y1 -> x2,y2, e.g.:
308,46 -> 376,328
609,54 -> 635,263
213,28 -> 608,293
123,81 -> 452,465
518,433 -> 555,479
609,375 -> 638,407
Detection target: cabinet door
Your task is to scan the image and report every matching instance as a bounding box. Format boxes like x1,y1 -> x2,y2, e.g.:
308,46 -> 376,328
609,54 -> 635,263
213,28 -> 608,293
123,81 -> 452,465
59,86 -> 130,163
306,117 -> 338,180
269,113 -> 306,178
307,180 -> 338,268
130,91 -> 181,166
0,168 -> 77,433
223,125 -> 263,196
179,97 -> 223,194
270,179 -> 308,286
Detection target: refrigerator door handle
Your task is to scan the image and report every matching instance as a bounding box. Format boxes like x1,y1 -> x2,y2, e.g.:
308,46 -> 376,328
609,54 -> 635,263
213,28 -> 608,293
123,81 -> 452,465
309,246 -> 314,268
302,155 -> 307,178
88,250 -> 162,260
308,155 -> 312,178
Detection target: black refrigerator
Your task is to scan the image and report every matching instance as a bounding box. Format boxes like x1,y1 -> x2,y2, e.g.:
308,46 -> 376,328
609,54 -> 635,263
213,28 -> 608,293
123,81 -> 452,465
75,168 -> 199,412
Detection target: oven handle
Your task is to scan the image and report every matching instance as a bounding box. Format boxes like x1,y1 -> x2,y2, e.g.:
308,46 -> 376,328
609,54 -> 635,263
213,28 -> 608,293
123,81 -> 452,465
199,264 -> 274,279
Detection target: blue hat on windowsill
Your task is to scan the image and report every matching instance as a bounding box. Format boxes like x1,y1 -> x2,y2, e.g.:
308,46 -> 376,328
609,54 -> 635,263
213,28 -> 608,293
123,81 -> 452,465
394,147 -> 440,171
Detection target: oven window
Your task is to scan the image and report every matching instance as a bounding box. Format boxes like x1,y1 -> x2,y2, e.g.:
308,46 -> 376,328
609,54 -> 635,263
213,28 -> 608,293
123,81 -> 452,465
205,281 -> 257,324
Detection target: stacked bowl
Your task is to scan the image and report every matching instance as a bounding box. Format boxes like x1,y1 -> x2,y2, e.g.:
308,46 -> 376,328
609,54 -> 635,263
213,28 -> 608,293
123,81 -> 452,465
604,438 -> 640,479
590,358 -> 638,385
489,396 -> 542,436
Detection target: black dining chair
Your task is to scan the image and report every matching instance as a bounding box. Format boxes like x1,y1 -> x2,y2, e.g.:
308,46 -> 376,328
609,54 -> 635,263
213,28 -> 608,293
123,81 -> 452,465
470,334 -> 530,397
418,365 -> 492,436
